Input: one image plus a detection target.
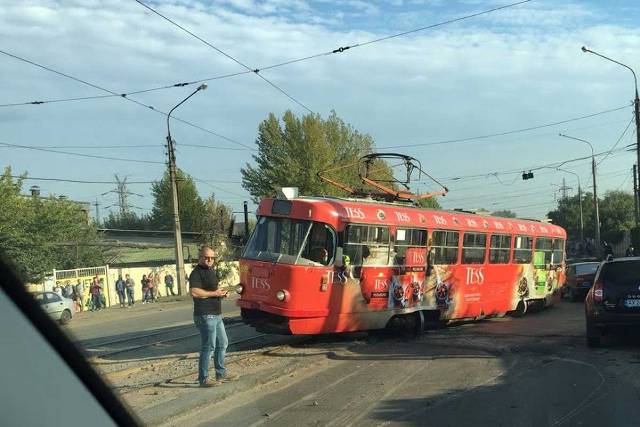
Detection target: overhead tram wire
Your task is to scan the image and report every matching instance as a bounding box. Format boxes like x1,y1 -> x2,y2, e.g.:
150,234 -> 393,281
0,142 -> 165,164
0,49 -> 255,152
378,104 -> 632,150
2,0 -> 531,109
133,0 -> 313,114
597,118 -> 635,166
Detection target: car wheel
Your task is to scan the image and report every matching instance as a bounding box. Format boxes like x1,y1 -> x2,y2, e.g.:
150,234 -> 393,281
60,309 -> 72,325
586,320 -> 601,347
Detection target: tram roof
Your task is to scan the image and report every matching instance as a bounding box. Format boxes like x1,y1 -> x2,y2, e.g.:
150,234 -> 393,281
257,197 -> 566,238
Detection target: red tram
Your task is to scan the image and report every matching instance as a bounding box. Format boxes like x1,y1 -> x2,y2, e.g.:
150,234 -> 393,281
236,196 -> 566,335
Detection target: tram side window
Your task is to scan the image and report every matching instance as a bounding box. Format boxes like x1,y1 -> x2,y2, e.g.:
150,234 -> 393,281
513,235 -> 533,264
344,225 -> 390,269
431,230 -> 459,264
489,234 -> 511,264
394,228 -> 427,265
552,239 -> 565,264
462,232 -> 487,264
535,237 -> 554,265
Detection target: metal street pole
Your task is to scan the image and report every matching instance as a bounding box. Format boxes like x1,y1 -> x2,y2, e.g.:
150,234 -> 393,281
582,46 -> 640,225
166,84 -> 208,296
557,167 -> 584,244
635,164 -> 639,227
559,133 -> 600,257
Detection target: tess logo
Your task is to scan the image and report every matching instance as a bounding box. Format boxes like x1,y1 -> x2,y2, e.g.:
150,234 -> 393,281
251,277 -> 271,290
374,279 -> 389,291
465,267 -> 485,285
345,207 -> 366,219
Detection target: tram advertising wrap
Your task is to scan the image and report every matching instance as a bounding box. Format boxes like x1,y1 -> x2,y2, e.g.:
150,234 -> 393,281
237,197 -> 566,335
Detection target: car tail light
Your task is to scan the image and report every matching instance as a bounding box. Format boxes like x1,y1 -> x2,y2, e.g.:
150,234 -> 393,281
593,280 -> 604,302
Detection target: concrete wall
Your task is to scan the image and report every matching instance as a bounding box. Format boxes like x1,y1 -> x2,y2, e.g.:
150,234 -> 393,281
104,262 -> 239,307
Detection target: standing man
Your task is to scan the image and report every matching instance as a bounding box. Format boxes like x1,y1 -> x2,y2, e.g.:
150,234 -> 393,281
74,279 -> 84,312
165,273 -> 176,296
190,246 -> 238,387
115,275 -> 126,308
90,276 -> 101,311
125,274 -> 135,306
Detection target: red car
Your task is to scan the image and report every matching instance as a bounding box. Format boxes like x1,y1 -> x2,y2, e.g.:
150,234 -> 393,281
564,262 -> 599,301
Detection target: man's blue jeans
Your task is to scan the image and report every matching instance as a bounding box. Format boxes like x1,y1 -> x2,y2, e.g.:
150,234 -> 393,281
194,314 -> 228,384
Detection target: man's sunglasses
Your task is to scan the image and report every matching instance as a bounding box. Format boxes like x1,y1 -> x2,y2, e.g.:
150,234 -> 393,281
203,256 -> 215,261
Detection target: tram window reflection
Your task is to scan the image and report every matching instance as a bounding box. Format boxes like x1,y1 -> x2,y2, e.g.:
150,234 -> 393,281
552,239 -> 565,264
394,228 -> 427,265
299,223 -> 335,266
535,237 -> 554,265
431,230 -> 459,264
344,224 -> 390,276
514,235 -> 533,264
462,232 -> 487,264
489,234 -> 511,264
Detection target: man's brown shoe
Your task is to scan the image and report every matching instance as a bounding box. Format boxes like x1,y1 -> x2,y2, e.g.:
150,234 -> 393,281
216,372 -> 239,382
199,378 -> 218,388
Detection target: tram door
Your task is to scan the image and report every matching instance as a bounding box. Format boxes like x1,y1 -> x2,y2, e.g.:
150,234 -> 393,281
533,238 -> 554,297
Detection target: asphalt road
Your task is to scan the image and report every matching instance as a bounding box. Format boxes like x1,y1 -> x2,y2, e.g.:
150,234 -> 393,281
172,300 -> 640,427
66,294 -> 241,343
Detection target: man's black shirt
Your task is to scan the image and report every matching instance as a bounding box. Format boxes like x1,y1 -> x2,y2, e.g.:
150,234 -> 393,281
189,264 -> 222,316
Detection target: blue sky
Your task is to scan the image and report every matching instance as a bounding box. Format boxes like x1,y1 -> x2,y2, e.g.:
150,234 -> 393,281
1,0 -> 639,222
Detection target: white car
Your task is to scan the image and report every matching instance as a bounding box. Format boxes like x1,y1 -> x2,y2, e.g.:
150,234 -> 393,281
33,292 -> 74,324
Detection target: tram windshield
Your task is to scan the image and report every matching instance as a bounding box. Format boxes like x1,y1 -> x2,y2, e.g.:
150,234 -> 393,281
243,216 -> 335,266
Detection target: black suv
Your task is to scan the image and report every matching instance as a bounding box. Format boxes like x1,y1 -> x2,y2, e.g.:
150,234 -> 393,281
585,257 -> 640,347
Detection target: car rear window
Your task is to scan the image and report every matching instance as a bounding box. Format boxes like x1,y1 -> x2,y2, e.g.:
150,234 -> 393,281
575,263 -> 598,275
601,261 -> 640,286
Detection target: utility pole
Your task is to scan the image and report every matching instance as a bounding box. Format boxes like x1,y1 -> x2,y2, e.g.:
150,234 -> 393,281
166,84 -> 207,296
243,201 -> 250,244
634,164 -> 639,227
93,198 -> 100,226
166,135 -> 186,296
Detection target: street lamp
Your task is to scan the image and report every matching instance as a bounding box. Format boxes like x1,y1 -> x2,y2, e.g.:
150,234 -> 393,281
559,133 -> 601,257
166,83 -> 208,296
556,167 -> 584,245
582,46 -> 640,225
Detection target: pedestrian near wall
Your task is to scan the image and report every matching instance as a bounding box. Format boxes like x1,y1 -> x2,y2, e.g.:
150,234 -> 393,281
125,274 -> 135,306
153,273 -> 161,299
74,279 -> 84,312
141,274 -> 149,304
115,275 -> 126,308
90,276 -> 102,311
165,273 -> 176,296
190,246 -> 238,387
147,273 -> 156,302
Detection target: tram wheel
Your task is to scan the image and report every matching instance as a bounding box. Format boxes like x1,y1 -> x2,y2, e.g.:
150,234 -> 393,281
509,300 -> 527,318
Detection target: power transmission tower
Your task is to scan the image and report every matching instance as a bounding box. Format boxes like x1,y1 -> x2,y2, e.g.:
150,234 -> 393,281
558,178 -> 572,200
115,175 -> 129,216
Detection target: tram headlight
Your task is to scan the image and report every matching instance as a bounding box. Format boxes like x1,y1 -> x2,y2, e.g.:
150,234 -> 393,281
235,284 -> 244,295
276,289 -> 290,302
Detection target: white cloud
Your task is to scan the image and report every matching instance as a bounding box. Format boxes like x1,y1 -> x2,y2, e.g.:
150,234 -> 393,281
1,0 -> 639,216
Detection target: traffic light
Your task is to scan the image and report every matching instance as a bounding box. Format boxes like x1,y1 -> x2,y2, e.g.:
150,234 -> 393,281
522,171 -> 534,180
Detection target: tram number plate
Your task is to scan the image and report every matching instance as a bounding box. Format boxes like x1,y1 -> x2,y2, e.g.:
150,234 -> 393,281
624,299 -> 640,308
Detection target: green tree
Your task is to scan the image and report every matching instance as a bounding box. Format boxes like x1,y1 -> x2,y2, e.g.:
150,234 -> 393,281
197,195 -> 234,246
491,209 -> 517,218
0,167 -> 103,282
599,190 -> 634,244
415,197 -> 442,209
103,211 -> 153,230
547,190 -> 634,244
241,110 -> 394,202
547,193 -> 595,241
150,169 -> 205,232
